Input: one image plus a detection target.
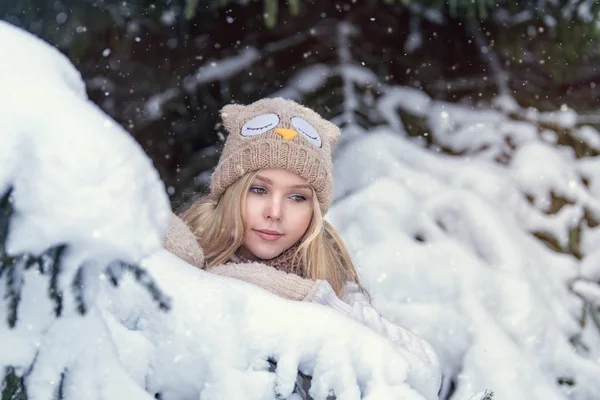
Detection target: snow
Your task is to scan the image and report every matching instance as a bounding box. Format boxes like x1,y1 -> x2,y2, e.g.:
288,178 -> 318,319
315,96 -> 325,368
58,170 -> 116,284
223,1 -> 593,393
572,280 -> 600,307
0,19 -> 169,400
103,250 -> 434,400
580,251 -> 600,281
574,125 -> 600,152
0,21 -> 439,400
145,47 -> 262,121
145,88 -> 180,120
183,47 -> 261,92
404,28 -> 423,54
327,86 -> 600,398
539,106 -> 578,129
3,12 -> 600,400
0,22 -> 170,261
274,64 -> 332,100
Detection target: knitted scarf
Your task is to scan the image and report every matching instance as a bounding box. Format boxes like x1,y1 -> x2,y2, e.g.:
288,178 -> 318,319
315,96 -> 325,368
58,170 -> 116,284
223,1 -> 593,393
230,244 -> 306,277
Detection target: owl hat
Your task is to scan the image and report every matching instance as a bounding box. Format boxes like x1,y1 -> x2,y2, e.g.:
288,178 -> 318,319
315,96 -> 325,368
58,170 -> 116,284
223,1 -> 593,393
209,97 -> 340,214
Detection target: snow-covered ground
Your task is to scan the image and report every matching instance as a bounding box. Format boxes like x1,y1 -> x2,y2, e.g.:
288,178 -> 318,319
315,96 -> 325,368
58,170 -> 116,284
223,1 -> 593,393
0,21 -> 440,400
2,15 -> 600,400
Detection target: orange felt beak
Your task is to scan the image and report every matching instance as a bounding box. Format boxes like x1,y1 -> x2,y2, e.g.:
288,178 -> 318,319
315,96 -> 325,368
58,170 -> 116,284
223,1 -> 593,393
275,128 -> 298,141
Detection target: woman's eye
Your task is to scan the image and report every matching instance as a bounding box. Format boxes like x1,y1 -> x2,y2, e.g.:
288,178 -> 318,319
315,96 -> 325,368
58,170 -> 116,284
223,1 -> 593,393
250,186 -> 266,195
241,114 -> 280,137
290,194 -> 307,202
291,117 -> 322,148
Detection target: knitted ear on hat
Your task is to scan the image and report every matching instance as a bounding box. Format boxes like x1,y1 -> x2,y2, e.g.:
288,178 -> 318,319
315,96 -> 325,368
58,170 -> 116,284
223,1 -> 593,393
320,119 -> 341,145
220,104 -> 245,134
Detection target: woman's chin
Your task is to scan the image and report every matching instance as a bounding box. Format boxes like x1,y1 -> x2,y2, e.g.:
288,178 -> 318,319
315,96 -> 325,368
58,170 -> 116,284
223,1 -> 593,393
249,246 -> 283,261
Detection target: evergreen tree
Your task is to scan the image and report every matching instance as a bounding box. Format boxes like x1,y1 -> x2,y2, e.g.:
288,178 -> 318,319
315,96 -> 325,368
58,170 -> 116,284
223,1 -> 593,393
0,189 -> 170,399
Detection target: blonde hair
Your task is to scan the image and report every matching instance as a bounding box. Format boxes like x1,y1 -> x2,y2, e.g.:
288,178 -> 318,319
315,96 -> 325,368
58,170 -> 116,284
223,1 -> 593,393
181,170 -> 366,297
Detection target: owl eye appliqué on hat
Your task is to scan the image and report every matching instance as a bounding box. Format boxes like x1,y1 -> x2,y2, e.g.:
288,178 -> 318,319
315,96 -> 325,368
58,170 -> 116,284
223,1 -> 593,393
241,113 -> 280,137
291,117 -> 322,148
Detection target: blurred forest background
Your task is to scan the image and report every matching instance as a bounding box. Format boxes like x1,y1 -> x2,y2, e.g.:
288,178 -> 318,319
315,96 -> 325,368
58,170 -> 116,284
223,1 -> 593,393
3,0 -> 599,204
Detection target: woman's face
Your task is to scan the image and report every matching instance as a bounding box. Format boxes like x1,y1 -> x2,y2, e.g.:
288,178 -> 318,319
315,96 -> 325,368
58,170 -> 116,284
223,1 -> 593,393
239,168 -> 314,260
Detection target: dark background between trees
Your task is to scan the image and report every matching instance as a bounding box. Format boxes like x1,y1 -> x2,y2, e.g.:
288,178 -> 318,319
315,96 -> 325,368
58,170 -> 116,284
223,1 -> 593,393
3,0 -> 599,206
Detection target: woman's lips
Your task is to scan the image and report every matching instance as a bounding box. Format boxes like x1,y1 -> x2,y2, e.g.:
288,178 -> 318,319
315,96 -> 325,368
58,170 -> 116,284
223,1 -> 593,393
254,229 -> 283,241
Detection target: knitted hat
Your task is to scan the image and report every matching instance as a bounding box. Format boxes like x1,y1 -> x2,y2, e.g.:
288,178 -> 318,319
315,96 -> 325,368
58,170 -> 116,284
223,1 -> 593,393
209,97 -> 341,214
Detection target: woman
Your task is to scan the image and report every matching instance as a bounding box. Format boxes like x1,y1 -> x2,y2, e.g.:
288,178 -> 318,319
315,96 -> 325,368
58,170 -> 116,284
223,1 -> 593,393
163,97 -> 442,398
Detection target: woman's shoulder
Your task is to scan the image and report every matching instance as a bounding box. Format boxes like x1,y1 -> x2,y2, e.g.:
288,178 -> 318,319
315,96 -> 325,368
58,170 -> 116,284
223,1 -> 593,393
340,281 -> 371,306
163,212 -> 205,269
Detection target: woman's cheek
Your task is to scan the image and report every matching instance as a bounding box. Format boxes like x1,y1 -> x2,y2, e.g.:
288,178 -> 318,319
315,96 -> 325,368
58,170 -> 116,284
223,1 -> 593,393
296,202 -> 313,227
244,194 -> 262,223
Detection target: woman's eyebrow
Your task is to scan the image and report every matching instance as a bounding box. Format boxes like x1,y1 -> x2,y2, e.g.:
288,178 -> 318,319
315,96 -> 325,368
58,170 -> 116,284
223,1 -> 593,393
289,184 -> 312,190
255,175 -> 273,185
256,175 -> 310,191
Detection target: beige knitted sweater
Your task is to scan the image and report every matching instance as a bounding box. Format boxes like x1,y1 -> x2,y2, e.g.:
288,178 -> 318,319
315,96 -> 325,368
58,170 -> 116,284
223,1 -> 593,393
162,213 -> 321,302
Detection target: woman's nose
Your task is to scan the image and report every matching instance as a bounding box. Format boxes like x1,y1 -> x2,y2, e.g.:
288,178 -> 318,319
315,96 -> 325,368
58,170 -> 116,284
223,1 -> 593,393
264,197 -> 282,221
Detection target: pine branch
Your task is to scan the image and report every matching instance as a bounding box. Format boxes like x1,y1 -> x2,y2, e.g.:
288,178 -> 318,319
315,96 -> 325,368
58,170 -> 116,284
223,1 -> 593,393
1,367 -> 27,400
5,258 -> 23,328
23,254 -> 37,271
481,390 -> 494,400
587,301 -> 600,334
104,262 -> 122,287
287,0 -> 300,16
1,186 -> 73,326
53,369 -> 67,400
468,20 -> 510,98
47,245 -> 68,318
72,266 -> 88,315
264,0 -> 279,29
0,188 -> 13,257
468,389 -> 495,400
105,261 -> 172,311
0,188 -> 20,329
